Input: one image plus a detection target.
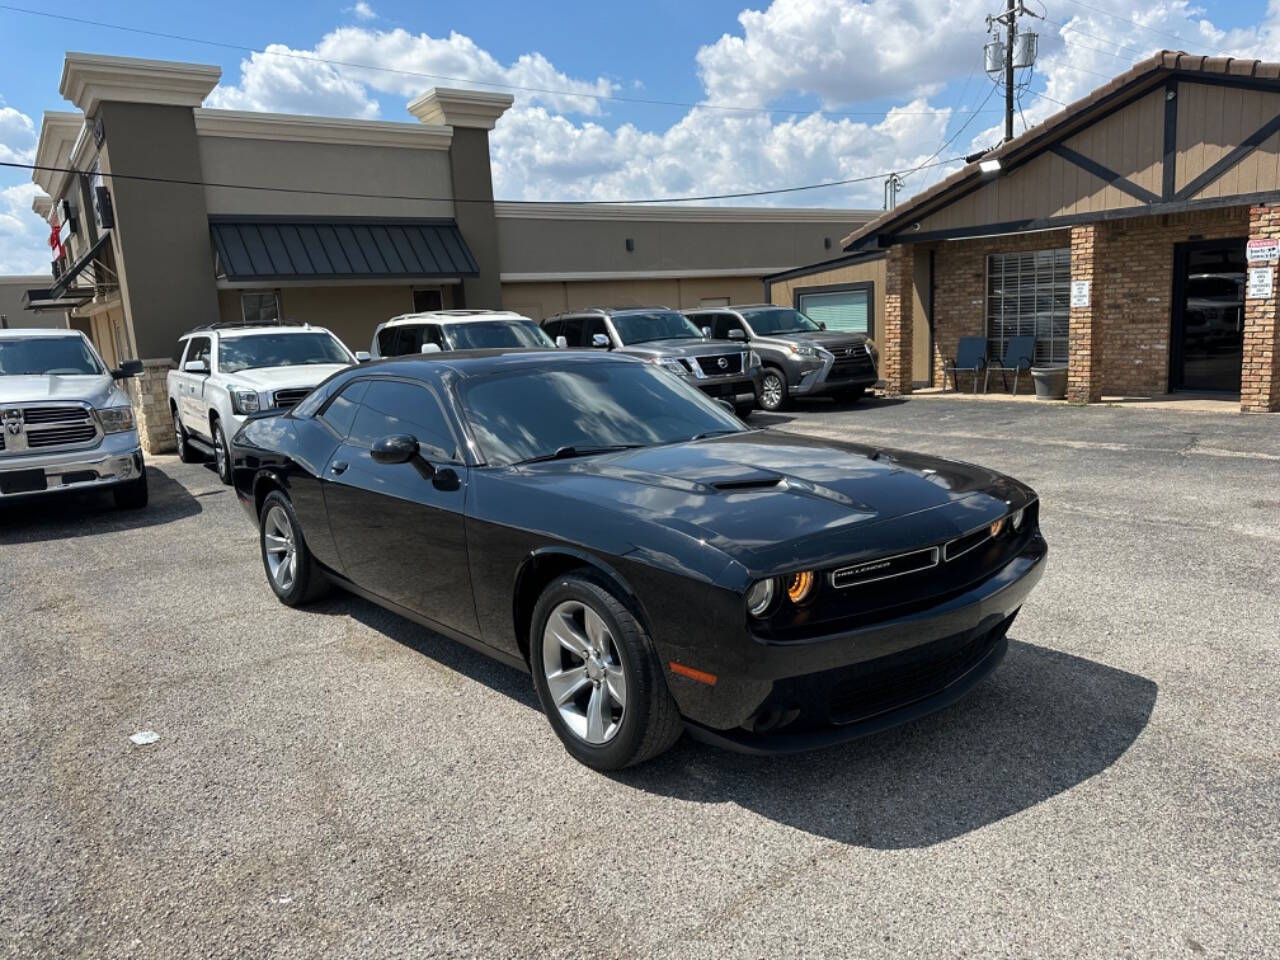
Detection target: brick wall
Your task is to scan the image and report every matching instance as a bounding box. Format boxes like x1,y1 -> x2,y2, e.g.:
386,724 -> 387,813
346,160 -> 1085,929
1243,205 -> 1280,413
126,359 -> 176,455
881,246 -> 914,395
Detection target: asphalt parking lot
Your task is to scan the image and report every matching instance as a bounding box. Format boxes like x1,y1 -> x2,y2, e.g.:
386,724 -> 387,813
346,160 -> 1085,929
2,395 -> 1278,959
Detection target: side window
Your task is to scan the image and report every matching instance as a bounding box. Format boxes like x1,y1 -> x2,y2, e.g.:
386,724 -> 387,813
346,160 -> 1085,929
559,317 -> 585,347
582,316 -> 609,348
186,336 -> 211,368
421,324 -> 445,348
542,319 -> 562,340
348,380 -> 458,462
319,379 -> 369,438
376,326 -> 399,357
712,314 -> 743,339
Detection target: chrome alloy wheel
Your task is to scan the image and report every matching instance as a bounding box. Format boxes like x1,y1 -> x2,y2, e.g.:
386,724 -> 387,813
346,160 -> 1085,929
215,429 -> 228,478
760,371 -> 784,410
263,505 -> 298,593
541,600 -> 627,744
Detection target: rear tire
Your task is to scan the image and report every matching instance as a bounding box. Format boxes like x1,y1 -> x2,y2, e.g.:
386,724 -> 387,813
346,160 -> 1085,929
530,572 -> 682,770
112,468 -> 148,510
212,418 -> 232,485
258,490 -> 330,606
756,368 -> 788,412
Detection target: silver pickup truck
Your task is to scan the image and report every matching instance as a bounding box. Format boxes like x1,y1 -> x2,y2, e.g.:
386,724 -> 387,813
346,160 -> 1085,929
0,328 -> 147,509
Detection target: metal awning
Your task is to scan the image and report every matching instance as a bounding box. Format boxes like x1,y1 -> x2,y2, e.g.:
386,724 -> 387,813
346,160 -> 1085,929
209,217 -> 480,283
22,233 -> 113,312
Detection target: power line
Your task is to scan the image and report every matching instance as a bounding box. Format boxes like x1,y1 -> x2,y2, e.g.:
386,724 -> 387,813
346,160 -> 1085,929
0,3 -> 996,121
1,156 -> 970,206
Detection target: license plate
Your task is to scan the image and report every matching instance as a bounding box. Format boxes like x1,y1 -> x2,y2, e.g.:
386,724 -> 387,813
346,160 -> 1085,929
0,469 -> 48,495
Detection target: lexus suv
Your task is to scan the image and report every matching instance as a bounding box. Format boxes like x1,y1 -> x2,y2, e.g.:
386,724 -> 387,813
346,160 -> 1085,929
0,328 -> 147,509
370,309 -> 554,357
541,307 -> 761,416
167,322 -> 357,484
685,305 -> 879,412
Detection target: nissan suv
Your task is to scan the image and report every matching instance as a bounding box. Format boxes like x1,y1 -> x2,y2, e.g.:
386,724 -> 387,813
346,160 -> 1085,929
0,328 -> 147,509
370,309 -> 554,357
541,307 -> 761,416
685,304 -> 879,411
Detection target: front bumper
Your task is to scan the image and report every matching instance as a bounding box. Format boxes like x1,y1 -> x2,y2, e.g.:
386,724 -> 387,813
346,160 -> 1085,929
692,371 -> 759,400
0,430 -> 144,499
790,350 -> 879,397
670,534 -> 1047,752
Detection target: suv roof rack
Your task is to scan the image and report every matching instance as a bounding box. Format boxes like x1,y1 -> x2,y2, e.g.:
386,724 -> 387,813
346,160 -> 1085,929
183,319 -> 308,334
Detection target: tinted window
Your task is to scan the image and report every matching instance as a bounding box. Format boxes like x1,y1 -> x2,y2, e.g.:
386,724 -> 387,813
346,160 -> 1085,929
319,379 -> 368,438
0,336 -> 102,376
219,332 -> 351,372
558,317 -> 585,347
458,361 -> 745,466
349,380 -> 457,461
741,308 -> 821,336
186,337 -> 212,366
542,319 -> 562,340
444,320 -> 555,350
582,316 -> 610,348
711,314 -> 745,339
610,311 -> 703,346
377,324 -> 443,357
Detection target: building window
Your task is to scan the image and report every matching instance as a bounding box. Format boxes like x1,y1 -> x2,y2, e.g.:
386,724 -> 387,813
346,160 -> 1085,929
241,291 -> 279,326
796,284 -> 871,335
986,249 -> 1070,364
412,288 -> 443,313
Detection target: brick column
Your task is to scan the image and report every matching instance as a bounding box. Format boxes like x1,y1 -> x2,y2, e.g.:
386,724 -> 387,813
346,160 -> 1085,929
1243,205 -> 1280,413
1067,224 -> 1103,404
881,245 -> 914,396
127,359 -> 177,454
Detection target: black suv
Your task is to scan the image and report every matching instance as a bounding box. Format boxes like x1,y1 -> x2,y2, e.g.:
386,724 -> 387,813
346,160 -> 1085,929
541,307 -> 762,416
685,304 -> 878,411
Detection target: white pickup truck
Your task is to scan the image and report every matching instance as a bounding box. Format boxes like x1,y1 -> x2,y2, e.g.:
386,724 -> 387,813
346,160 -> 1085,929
0,327 -> 147,509
167,322 -> 359,483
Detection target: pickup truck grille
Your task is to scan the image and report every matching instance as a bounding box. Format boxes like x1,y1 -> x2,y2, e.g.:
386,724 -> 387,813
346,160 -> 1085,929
695,353 -> 744,376
272,388 -> 311,409
0,403 -> 102,455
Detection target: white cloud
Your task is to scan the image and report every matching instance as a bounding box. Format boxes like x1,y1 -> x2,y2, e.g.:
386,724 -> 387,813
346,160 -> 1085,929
207,44 -> 382,118
349,1 -> 377,20
0,99 -> 36,165
0,181 -> 50,275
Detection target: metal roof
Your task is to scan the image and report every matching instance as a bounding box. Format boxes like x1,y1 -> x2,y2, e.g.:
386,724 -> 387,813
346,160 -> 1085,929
209,217 -> 479,282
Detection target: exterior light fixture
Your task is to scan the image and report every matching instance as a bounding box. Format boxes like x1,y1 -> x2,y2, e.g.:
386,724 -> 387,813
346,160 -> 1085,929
979,158 -> 1002,174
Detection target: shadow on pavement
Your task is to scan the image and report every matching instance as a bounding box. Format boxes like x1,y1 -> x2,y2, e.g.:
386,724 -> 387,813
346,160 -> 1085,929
614,638 -> 1156,848
0,465 -> 203,545
299,592 -> 1157,849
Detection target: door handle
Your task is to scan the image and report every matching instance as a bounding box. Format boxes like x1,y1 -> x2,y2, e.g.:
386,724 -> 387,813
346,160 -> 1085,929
330,460 -> 348,475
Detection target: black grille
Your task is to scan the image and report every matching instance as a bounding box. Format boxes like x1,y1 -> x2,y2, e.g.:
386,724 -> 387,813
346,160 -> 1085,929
21,406 -> 90,424
944,526 -> 993,561
831,546 -> 939,589
26,424 -> 98,448
272,388 -> 311,408
827,348 -> 876,382
0,432 -> 5,452
695,353 -> 744,376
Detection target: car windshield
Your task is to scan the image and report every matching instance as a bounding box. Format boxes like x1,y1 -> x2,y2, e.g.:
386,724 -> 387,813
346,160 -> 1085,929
742,308 -> 822,335
458,360 -> 746,466
611,311 -> 704,346
444,320 -> 555,350
0,336 -> 102,376
218,332 -> 352,372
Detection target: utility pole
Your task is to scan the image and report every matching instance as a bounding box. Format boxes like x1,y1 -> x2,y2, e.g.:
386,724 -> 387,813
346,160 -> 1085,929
985,1 -> 1040,143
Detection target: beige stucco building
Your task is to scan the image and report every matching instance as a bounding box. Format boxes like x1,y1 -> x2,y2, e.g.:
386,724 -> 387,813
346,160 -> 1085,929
21,51 -> 873,450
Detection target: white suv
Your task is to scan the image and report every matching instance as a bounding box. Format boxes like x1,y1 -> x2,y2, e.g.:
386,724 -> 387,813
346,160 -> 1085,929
167,322 -> 356,483
370,310 -> 553,358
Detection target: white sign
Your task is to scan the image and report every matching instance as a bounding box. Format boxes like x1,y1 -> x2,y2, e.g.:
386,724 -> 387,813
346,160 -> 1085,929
1070,280 -> 1091,308
1247,238 -> 1280,262
1247,265 -> 1273,299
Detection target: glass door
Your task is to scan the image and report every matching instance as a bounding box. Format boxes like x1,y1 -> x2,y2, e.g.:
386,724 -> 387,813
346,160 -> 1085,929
1171,240 -> 1246,393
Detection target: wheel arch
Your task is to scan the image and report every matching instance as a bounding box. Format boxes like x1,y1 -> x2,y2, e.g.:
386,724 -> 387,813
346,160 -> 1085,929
251,468 -> 291,519
512,547 -> 653,666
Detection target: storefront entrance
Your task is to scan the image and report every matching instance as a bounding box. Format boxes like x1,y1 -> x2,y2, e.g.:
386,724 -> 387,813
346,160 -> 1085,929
1171,239 -> 1246,394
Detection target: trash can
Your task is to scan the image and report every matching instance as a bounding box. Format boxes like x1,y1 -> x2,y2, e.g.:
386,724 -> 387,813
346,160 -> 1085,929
1031,363 -> 1068,400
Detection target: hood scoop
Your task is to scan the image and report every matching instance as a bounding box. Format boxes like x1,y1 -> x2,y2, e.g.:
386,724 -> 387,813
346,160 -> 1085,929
709,472 -> 784,492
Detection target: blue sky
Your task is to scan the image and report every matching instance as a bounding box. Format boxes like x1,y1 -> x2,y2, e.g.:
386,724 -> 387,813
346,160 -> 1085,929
2,0 -> 1278,272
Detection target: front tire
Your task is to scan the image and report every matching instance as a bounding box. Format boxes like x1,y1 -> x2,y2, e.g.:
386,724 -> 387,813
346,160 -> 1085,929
212,418 -> 232,484
530,573 -> 682,770
112,469 -> 148,510
259,490 -> 329,606
734,399 -> 755,419
756,368 -> 788,412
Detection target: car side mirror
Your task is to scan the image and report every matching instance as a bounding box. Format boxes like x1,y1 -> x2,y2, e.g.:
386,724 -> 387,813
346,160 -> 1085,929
183,359 -> 209,374
354,351 -> 371,363
701,326 -> 712,339
727,328 -> 746,341
591,333 -> 610,349
112,358 -> 143,379
555,335 -> 568,349
818,321 -> 827,330
421,343 -> 442,354
370,432 -> 424,466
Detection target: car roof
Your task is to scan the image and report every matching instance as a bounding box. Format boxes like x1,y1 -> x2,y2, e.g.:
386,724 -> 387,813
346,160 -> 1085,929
179,324 -> 338,340
380,310 -> 534,327
0,327 -> 87,339
351,348 -> 640,381
546,306 -> 680,319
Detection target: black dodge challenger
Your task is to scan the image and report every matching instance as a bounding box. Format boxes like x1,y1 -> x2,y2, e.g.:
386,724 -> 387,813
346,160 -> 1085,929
231,350 -> 1046,770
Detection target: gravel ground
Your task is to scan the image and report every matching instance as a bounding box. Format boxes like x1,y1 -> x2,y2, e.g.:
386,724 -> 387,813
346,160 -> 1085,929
1,395 -> 1277,959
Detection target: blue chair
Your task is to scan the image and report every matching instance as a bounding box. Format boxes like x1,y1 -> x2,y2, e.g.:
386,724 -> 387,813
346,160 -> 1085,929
985,336 -> 1037,395
943,336 -> 988,393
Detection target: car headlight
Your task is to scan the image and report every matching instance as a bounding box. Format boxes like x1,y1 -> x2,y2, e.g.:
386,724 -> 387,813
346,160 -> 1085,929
785,570 -> 816,604
231,388 -> 261,415
653,358 -> 690,377
745,579 -> 776,617
864,339 -> 880,364
747,350 -> 762,369
1010,506 -> 1026,530
789,343 -> 819,359
97,405 -> 135,434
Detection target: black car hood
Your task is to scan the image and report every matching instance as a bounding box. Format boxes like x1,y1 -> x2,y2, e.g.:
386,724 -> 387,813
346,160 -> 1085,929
511,431 -> 1031,576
